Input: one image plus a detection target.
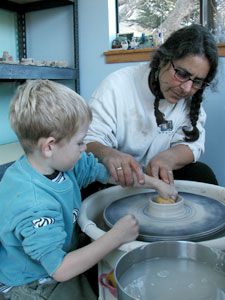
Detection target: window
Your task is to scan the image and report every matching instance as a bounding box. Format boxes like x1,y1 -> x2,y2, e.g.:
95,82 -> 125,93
116,0 -> 225,45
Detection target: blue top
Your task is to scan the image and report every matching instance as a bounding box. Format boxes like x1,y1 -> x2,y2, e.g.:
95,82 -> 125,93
0,152 -> 109,286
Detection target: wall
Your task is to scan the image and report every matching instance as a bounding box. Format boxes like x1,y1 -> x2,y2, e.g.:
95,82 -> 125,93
26,6 -> 74,67
78,0 -> 138,102
199,61 -> 225,186
78,0 -> 225,187
26,6 -> 75,90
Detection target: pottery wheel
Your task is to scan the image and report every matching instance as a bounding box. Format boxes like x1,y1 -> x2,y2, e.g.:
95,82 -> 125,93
103,192 -> 225,242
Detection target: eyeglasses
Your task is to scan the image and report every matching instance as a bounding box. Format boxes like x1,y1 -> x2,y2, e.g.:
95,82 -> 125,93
170,61 -> 210,89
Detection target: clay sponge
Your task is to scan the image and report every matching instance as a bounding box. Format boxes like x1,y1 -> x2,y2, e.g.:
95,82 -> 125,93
157,195 -> 175,204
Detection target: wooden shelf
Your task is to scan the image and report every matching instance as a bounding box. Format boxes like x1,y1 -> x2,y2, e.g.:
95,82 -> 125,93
104,43 -> 225,64
217,43 -> 225,56
0,64 -> 76,80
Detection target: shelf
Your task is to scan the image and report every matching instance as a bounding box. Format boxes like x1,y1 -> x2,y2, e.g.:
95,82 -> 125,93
104,43 -> 225,64
104,48 -> 155,64
0,64 -> 77,80
0,0 -> 79,90
0,0 -> 74,12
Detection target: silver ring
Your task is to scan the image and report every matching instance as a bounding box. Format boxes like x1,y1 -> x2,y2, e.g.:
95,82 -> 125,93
168,171 -> 173,173
116,167 -> 123,171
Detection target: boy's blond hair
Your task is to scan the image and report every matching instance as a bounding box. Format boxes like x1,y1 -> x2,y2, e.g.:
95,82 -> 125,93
9,80 -> 92,154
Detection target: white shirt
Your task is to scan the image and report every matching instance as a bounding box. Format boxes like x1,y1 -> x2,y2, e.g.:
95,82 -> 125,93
85,63 -> 206,171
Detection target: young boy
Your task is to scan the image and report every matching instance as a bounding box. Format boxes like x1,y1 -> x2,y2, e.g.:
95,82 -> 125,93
0,80 -> 177,300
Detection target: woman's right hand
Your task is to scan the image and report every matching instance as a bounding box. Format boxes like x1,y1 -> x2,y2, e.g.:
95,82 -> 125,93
102,148 -> 145,187
87,142 -> 145,187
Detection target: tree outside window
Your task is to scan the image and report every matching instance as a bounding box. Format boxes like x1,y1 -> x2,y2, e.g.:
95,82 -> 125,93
117,0 -> 225,45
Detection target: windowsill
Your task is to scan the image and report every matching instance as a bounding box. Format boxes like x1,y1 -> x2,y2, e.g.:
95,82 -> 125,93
103,43 -> 225,64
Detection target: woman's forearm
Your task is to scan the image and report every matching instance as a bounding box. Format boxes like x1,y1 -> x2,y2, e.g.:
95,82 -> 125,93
166,144 -> 194,170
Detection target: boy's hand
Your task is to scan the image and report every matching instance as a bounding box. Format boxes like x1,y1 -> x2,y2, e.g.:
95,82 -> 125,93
157,180 -> 178,201
110,215 -> 139,245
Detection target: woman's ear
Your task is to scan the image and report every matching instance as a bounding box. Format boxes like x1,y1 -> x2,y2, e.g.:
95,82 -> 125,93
41,137 -> 56,158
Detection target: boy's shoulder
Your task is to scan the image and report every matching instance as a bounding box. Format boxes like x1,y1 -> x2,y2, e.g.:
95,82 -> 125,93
0,155 -> 45,200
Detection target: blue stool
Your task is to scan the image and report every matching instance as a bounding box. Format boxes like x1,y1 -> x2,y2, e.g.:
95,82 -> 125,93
0,162 -> 14,300
0,161 -> 14,181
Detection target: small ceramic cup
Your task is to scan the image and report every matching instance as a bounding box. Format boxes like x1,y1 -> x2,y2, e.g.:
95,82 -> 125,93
99,269 -> 117,298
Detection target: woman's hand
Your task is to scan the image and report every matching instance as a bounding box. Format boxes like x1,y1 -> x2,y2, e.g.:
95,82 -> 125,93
102,149 -> 145,187
87,142 -> 145,186
146,145 -> 194,185
146,153 -> 174,185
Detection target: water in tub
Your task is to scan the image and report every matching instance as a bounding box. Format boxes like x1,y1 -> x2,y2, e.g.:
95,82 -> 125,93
119,257 -> 225,299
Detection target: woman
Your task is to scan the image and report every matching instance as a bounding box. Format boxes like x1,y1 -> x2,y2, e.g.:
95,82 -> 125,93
84,24 -> 219,189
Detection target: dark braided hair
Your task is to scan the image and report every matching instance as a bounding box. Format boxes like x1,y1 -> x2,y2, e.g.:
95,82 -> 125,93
149,24 -> 218,142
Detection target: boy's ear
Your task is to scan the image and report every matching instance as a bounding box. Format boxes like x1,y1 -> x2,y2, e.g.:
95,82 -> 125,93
41,137 -> 56,158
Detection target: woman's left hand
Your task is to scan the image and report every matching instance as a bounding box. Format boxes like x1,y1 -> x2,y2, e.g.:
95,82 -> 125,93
146,145 -> 194,185
146,153 -> 174,185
